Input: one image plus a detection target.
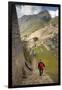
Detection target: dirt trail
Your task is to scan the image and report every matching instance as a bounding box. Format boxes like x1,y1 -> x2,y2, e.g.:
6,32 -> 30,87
21,72 -> 54,85
21,55 -> 55,85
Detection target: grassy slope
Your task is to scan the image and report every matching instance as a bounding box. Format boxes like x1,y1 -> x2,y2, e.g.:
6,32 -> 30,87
22,16 -> 59,82
21,20 -> 47,37
49,16 -> 58,26
21,17 -> 58,40
33,45 -> 58,82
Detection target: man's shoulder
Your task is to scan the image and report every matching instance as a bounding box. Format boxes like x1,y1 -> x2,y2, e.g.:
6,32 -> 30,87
39,62 -> 45,65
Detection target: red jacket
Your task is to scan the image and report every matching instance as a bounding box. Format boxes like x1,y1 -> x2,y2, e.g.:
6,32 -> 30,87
38,62 -> 45,70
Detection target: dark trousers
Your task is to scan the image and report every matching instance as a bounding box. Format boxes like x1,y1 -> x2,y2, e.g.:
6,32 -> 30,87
39,69 -> 43,76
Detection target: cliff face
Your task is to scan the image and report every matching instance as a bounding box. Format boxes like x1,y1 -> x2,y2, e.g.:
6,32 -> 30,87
11,4 -> 32,86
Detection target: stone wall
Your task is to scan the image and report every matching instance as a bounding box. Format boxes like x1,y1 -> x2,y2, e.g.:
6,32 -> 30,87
11,4 -> 32,86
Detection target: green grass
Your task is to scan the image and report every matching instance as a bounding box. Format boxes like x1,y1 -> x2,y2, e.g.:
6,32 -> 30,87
50,16 -> 58,27
33,45 -> 58,82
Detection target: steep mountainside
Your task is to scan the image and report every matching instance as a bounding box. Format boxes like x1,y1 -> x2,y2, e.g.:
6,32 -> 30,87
18,10 -> 59,51
18,10 -> 51,37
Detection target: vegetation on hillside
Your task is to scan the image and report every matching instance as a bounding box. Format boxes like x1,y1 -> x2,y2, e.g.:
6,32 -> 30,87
18,10 -> 59,83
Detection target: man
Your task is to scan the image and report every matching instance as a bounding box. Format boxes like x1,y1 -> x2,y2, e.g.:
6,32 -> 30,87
38,61 -> 45,76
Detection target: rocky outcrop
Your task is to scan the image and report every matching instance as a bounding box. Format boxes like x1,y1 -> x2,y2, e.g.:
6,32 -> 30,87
11,4 -> 32,86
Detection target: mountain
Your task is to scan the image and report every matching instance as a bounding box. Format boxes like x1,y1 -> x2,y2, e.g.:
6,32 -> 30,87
19,10 -> 51,24
18,10 -> 58,51
21,16 -> 58,51
18,10 -> 51,37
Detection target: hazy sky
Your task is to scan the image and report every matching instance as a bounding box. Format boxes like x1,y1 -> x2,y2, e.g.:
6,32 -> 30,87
16,5 -> 59,18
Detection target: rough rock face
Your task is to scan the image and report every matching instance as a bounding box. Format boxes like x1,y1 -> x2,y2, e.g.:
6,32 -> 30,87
11,4 -> 32,86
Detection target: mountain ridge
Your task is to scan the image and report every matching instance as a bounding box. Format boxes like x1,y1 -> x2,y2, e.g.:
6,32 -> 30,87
18,10 -> 51,36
